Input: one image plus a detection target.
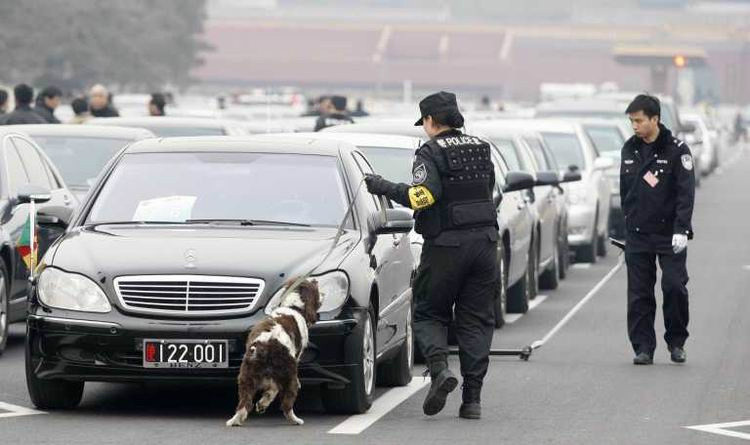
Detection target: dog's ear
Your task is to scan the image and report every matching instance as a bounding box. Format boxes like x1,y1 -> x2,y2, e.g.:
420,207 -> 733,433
299,280 -> 321,324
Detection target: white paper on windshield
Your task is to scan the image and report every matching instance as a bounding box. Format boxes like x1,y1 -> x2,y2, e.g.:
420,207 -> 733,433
132,196 -> 197,222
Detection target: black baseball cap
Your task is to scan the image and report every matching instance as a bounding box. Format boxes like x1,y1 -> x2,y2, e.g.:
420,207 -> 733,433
414,91 -> 461,126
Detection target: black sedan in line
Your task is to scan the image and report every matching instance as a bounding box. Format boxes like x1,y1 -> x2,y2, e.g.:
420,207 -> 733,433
26,136 -> 415,414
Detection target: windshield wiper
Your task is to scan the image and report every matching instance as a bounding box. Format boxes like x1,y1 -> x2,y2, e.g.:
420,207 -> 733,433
85,221 -> 188,227
184,218 -> 311,227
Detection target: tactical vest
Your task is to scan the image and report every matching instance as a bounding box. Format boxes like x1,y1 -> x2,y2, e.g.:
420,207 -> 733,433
415,135 -> 496,238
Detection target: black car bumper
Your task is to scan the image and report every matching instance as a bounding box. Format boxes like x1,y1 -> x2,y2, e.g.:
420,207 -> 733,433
26,306 -> 368,387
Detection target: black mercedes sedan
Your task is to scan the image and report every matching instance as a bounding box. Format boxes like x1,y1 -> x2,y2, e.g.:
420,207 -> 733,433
26,136 -> 415,414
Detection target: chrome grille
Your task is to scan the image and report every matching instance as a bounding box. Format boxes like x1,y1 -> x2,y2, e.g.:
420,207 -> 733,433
114,275 -> 264,316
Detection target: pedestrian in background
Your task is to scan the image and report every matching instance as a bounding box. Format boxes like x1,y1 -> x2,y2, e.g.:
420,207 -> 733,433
148,93 -> 166,116
89,84 -> 119,117
620,94 -> 695,365
1,84 -> 46,125
69,97 -> 91,124
0,88 -> 8,117
314,95 -> 354,131
34,86 -> 62,123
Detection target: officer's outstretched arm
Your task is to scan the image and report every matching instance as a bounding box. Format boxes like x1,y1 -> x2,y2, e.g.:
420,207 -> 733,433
674,143 -> 696,238
364,151 -> 442,210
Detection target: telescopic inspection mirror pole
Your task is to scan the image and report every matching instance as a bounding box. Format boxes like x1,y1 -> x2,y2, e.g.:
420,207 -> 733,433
449,238 -> 626,361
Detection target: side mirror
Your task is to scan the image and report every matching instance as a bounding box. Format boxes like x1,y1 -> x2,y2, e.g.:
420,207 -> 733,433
681,122 -> 696,134
37,206 -> 73,227
561,170 -> 582,183
371,208 -> 414,235
17,184 -> 52,204
535,171 -> 561,186
593,157 -> 615,170
503,171 -> 536,193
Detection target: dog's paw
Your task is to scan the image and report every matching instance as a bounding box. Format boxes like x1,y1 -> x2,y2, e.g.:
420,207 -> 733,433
285,410 -> 304,426
226,408 -> 248,427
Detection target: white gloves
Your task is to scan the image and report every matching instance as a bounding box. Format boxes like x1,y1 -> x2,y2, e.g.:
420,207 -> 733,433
672,234 -> 688,254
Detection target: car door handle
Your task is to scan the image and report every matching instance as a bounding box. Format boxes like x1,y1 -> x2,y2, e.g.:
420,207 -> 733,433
392,236 -> 401,247
517,201 -> 526,210
63,195 -> 71,206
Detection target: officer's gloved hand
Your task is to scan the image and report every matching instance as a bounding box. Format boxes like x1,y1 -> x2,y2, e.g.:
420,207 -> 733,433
672,234 -> 688,254
364,173 -> 389,195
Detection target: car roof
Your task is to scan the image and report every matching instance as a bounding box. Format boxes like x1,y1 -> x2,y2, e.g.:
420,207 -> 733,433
2,124 -> 155,139
536,98 -> 626,112
87,116 -> 240,129
123,135 -> 351,156
275,132 -> 422,150
321,119 -> 424,138
474,119 -> 580,134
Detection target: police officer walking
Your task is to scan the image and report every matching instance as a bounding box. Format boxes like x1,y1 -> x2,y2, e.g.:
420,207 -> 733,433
620,94 -> 695,365
364,91 -> 498,419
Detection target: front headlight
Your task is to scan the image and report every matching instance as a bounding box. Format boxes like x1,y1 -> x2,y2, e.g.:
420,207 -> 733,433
265,270 -> 350,315
37,268 -> 112,313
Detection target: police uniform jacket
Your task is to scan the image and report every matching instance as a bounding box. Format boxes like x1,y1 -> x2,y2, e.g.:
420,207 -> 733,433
373,129 -> 498,246
620,123 -> 695,243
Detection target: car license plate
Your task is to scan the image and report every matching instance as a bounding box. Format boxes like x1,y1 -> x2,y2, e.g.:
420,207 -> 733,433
142,339 -> 229,369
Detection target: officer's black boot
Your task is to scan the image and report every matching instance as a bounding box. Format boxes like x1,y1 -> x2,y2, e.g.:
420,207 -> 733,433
422,357 -> 458,416
459,384 -> 482,420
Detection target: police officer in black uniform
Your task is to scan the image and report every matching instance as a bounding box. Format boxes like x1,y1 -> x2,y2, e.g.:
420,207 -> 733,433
364,91 -> 498,419
620,94 -> 695,365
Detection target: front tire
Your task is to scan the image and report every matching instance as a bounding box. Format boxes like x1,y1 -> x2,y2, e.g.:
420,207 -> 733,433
507,246 -> 533,314
321,306 -> 376,414
539,238 -> 560,290
576,212 -> 599,264
377,307 -> 413,387
25,325 -> 84,409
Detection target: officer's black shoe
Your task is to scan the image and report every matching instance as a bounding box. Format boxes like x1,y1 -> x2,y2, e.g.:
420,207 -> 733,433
669,346 -> 687,363
422,360 -> 458,416
633,352 -> 654,365
458,385 -> 481,420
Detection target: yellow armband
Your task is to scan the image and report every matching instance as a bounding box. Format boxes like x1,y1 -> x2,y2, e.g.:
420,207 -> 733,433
408,186 -> 435,210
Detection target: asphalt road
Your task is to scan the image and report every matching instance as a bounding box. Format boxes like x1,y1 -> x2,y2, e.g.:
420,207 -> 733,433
1,145 -> 749,444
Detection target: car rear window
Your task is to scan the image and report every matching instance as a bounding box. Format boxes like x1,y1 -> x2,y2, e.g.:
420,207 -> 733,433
540,132 -> 586,171
33,136 -> 132,188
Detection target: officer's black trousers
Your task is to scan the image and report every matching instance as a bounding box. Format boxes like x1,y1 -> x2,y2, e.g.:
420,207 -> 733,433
412,233 -> 498,388
625,249 -> 689,355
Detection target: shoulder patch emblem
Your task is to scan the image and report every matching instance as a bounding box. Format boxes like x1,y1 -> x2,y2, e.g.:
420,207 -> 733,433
436,139 -> 447,148
412,163 -> 427,184
681,154 -> 693,171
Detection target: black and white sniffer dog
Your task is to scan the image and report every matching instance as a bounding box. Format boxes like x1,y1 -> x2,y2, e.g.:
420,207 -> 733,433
226,279 -> 322,427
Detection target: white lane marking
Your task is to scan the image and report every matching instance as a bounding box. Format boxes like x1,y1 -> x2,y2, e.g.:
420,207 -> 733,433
504,314 -> 523,324
528,294 -> 548,311
529,256 -> 625,350
505,295 -> 548,325
686,420 -> 750,440
572,263 -> 592,269
328,377 -> 430,435
0,402 -> 46,419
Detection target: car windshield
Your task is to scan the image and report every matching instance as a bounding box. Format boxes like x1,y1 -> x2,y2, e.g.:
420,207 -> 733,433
541,132 -> 586,170
145,126 -> 225,137
583,125 -> 624,155
359,146 -> 415,184
87,152 -> 349,227
32,136 -> 133,188
487,138 -> 523,171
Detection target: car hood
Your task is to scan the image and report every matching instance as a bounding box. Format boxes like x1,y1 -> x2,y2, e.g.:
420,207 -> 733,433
48,225 -> 360,306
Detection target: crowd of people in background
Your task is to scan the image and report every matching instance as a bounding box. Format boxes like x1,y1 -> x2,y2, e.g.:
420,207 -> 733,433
0,83 -> 170,125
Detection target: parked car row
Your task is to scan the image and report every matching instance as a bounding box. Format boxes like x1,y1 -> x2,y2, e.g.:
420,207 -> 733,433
0,98 -> 724,415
